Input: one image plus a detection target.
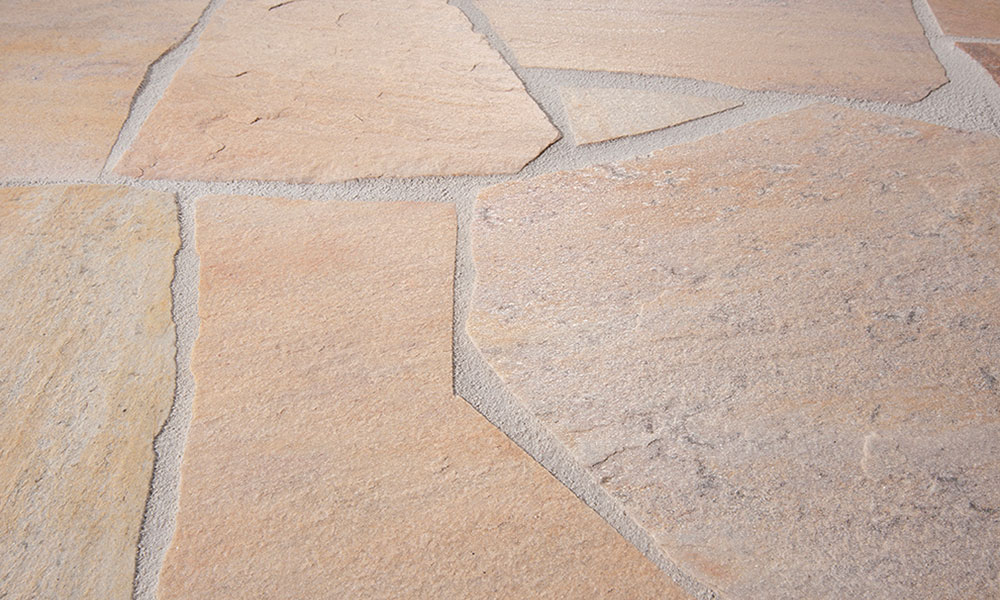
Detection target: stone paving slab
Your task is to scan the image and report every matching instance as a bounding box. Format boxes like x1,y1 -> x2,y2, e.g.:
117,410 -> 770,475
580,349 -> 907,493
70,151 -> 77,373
159,196 -> 689,599
468,104 -> 1000,599
0,184 -> 178,600
927,0 -> 1000,38
959,42 -> 1000,86
0,0 -> 208,180
477,0 -> 947,103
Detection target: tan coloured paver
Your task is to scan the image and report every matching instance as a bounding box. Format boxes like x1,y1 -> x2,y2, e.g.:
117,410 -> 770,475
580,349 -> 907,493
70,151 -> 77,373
927,0 -> 1000,38
0,185 -> 178,600
0,0 -> 207,180
159,196 -> 689,600
477,0 -> 946,104
468,104 -> 1000,599
959,42 -> 1000,86
117,0 -> 558,183
559,87 -> 741,145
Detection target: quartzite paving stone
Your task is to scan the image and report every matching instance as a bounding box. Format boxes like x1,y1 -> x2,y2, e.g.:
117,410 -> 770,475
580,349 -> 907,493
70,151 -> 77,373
477,0 -> 946,104
0,0 -> 208,180
959,42 -> 1000,86
0,185 -> 178,600
559,87 -> 741,145
160,196 -> 689,600
468,104 -> 1000,599
927,0 -> 1000,38
117,0 -> 558,183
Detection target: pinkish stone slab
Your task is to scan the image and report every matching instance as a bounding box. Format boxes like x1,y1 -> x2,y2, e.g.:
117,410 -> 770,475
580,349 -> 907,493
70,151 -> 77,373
959,42 -> 1000,86
927,0 -> 1000,38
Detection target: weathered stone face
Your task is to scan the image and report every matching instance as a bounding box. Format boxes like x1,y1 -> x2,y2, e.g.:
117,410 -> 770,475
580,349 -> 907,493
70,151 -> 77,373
927,0 -> 1000,38
0,184 -> 179,600
158,196 -> 689,600
959,43 -> 1000,87
477,0 -> 947,104
116,0 -> 558,183
469,104 -> 1000,599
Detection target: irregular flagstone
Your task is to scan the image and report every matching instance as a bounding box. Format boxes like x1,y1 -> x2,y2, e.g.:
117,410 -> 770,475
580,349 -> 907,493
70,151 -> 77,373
0,185 -> 178,600
477,0 -> 946,104
116,0 -> 558,183
160,196 -> 689,600
958,42 -> 1000,86
559,87 -> 741,145
927,0 -> 1000,38
0,0 -> 208,180
468,104 -> 1000,599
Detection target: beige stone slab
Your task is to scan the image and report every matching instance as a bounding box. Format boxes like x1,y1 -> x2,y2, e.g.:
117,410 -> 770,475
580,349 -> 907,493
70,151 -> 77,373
468,104 -> 1000,599
116,0 -> 558,183
478,0 -> 946,104
927,0 -> 1000,38
0,0 -> 207,180
959,42 -> 1000,86
560,87 -> 741,145
0,185 -> 178,599
159,196 -> 688,599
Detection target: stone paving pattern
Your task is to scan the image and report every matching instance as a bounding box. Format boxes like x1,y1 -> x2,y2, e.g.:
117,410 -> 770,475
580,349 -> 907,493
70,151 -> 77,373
1,1 -> 999,599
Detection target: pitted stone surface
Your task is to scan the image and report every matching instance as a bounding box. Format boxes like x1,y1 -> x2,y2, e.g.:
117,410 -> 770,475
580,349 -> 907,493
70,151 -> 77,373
477,0 -> 946,103
159,196 -> 689,600
469,104 -> 1000,599
117,0 -> 558,183
927,0 -> 1000,38
959,43 -> 1000,87
0,184 -> 178,600
559,87 -> 741,145
0,0 -> 207,180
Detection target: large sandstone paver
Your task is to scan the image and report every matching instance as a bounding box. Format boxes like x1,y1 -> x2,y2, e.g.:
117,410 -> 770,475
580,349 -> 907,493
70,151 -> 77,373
160,196 -> 689,599
559,87 -> 741,145
477,0 -> 946,104
117,0 -> 558,183
0,185 -> 178,600
468,104 -> 1000,599
959,42 -> 1000,86
927,0 -> 1000,38
0,0 -> 208,180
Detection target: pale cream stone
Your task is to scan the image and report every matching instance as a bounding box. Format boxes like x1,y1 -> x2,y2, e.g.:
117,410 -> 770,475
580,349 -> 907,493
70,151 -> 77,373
0,0 -> 208,180
559,87 -> 741,145
116,0 -> 558,183
0,185 -> 179,600
927,0 -> 1000,38
959,42 -> 1000,86
478,0 -> 947,104
159,196 -> 689,599
468,104 -> 1000,599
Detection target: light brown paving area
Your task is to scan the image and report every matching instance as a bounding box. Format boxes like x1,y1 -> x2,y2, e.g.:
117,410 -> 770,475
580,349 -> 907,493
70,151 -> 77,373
559,88 -> 741,145
159,196 -> 689,600
477,0 -> 947,104
0,0 -> 208,180
926,0 -> 1000,38
468,104 -> 1000,599
116,0 -> 558,183
0,185 -> 178,600
959,43 -> 1000,86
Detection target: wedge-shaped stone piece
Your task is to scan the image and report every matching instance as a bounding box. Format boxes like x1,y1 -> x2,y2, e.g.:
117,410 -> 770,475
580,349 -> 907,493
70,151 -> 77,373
959,42 -> 1000,86
0,0 -> 208,180
0,185 -> 178,600
560,87 -> 741,145
160,196 -> 688,599
117,0 -> 558,183
478,0 -> 946,103
928,0 -> 1000,38
469,104 -> 1000,599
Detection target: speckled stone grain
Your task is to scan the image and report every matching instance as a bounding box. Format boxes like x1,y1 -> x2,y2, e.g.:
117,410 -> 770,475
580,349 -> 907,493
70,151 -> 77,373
927,0 -> 1000,38
468,104 -> 1000,599
0,184 -> 179,600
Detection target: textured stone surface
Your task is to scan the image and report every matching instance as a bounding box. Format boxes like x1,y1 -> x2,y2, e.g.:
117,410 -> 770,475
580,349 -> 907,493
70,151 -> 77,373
560,87 -> 741,145
959,42 -> 1000,86
117,0 -> 558,183
0,185 -> 178,599
160,196 -> 688,599
0,0 -> 207,180
478,0 -> 946,103
469,104 -> 1000,599
927,0 -> 1000,38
